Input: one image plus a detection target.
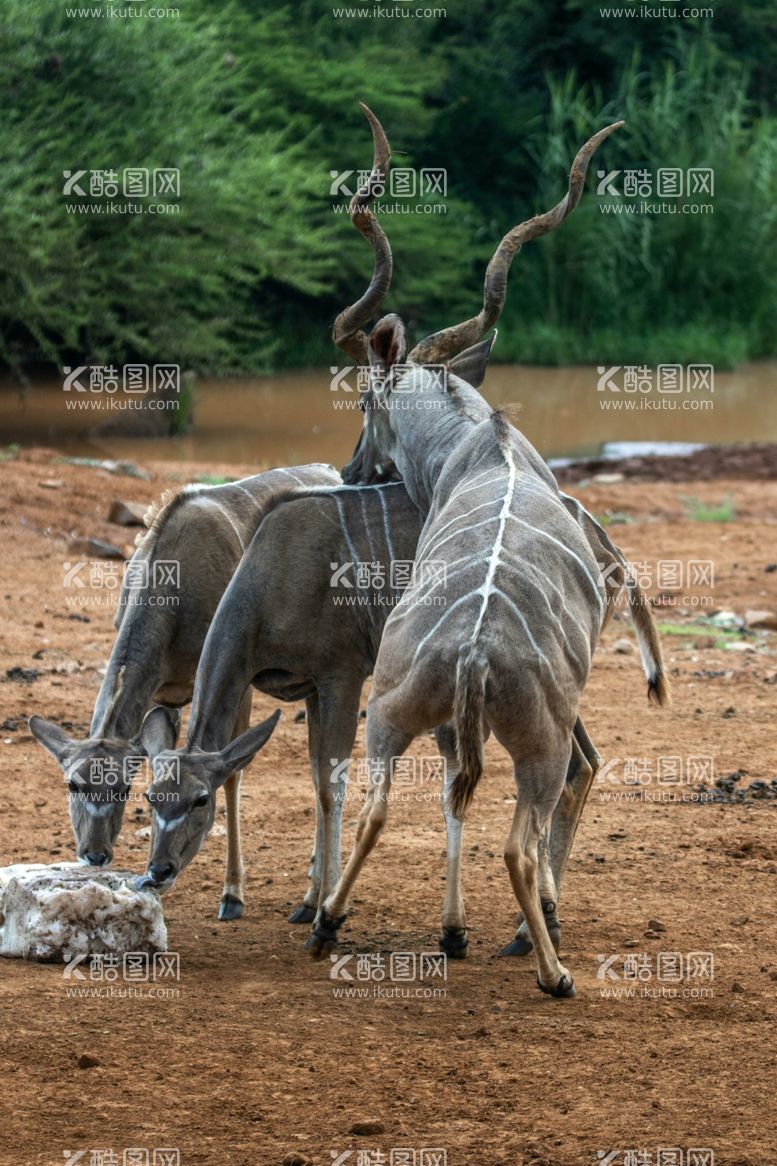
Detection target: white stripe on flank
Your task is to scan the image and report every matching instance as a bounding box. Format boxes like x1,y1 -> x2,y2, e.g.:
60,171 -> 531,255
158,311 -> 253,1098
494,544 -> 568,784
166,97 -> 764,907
204,497 -> 246,552
409,591 -> 481,664
334,497 -> 359,565
506,514 -> 604,613
279,468 -> 306,486
471,443 -> 519,642
359,492 -> 377,562
418,497 -> 501,559
377,488 -> 396,565
491,588 -> 550,667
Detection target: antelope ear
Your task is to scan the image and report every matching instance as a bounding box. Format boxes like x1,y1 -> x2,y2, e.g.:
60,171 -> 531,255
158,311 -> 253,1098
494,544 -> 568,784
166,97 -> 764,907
140,707 -> 181,759
28,716 -> 76,766
447,332 -> 497,389
368,314 -> 407,370
212,710 -> 282,787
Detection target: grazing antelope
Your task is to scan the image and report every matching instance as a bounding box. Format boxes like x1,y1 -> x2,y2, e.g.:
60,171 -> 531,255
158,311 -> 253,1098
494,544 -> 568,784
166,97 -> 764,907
27,464 -> 338,919
135,107 -> 632,952
308,115 -> 669,997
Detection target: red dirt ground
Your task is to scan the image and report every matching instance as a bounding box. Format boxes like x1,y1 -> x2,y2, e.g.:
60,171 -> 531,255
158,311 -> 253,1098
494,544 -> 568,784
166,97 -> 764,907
1,448 -> 776,1166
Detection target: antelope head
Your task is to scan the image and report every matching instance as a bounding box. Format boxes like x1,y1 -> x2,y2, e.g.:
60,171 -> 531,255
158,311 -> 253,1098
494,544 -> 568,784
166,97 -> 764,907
339,110 -> 623,486
136,706 -> 281,892
28,714 -> 174,867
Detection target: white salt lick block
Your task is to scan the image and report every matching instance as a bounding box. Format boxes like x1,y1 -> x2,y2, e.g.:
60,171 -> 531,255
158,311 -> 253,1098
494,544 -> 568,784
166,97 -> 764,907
0,862 -> 167,962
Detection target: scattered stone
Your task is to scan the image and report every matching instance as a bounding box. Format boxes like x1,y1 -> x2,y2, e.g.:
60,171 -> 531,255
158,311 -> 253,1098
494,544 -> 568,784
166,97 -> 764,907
350,1121 -> 384,1136
709,611 -> 740,628
647,919 -> 666,933
593,472 -> 625,484
38,479 -> 64,489
4,667 -> 39,684
730,982 -> 745,994
281,1155 -> 312,1166
730,915 -> 749,926
68,537 -> 125,561
612,638 -> 635,655
722,706 -> 737,719
293,710 -> 306,723
643,929 -> 662,939
107,500 -> 148,527
623,938 -> 639,948
725,641 -> 755,652
77,1053 -> 102,1069
744,610 -> 777,631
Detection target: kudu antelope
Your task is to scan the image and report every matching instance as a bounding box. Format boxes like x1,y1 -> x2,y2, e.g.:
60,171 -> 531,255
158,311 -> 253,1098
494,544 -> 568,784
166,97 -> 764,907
308,114 -> 669,997
27,465 -> 337,918
137,106 -> 634,954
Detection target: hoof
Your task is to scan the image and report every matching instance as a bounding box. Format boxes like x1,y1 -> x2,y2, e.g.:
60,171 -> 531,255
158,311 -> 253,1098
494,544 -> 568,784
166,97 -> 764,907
439,927 -> 468,959
218,894 -> 244,922
498,933 -> 534,958
537,973 -> 576,999
305,910 -> 346,960
288,902 -> 317,925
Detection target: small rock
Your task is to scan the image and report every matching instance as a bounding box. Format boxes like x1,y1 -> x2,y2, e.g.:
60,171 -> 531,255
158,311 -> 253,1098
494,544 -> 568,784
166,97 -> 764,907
38,478 -> 64,489
76,1053 -> 101,1069
643,929 -> 661,939
722,706 -> 737,719
134,826 -> 152,839
107,500 -> 148,526
744,609 -> 777,631
282,1155 -> 312,1166
350,1120 -> 384,1136
593,472 -> 625,484
647,918 -> 666,932
293,710 -> 306,723
730,915 -> 749,926
709,610 -> 740,627
730,982 -> 745,994
68,537 -> 125,561
4,667 -> 39,683
623,938 -> 639,948
725,641 -> 755,652
612,638 -> 635,655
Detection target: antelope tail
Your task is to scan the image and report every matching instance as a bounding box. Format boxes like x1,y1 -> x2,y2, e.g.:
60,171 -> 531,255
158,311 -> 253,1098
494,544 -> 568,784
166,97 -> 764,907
628,576 -> 671,706
449,645 -> 489,818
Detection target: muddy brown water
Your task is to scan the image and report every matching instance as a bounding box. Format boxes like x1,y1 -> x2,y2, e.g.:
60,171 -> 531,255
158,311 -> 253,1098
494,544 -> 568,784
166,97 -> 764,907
1,362 -> 776,467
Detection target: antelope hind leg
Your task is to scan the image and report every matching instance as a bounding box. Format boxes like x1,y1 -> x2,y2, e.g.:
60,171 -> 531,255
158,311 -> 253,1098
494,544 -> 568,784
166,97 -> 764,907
502,716 -> 597,955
